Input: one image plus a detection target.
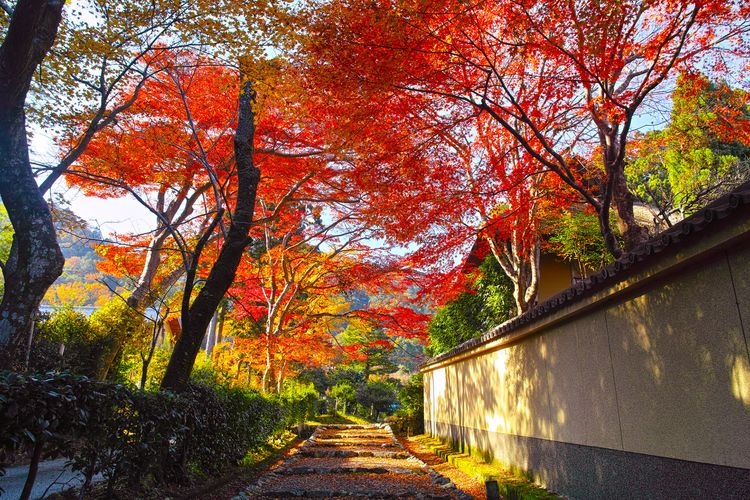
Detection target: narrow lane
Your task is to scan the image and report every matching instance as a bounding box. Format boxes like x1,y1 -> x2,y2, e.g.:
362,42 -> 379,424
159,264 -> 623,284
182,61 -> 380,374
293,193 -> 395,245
0,458 -> 101,499
235,424 -> 474,499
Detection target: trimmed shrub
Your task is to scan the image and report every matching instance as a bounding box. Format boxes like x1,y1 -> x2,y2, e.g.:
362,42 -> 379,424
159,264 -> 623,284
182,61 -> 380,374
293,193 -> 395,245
388,373 -> 425,435
0,372 -> 283,496
279,380 -> 319,428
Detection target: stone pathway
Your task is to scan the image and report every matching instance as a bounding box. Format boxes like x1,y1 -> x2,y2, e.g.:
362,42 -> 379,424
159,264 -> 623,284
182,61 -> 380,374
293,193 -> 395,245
234,424 -> 473,499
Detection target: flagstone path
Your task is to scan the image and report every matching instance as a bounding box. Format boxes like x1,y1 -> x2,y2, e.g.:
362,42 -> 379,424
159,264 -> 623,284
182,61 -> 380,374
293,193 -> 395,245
233,424 -> 474,499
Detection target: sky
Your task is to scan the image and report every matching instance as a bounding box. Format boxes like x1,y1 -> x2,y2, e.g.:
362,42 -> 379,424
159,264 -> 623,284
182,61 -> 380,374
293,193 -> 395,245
31,125 -> 153,238
63,189 -> 154,237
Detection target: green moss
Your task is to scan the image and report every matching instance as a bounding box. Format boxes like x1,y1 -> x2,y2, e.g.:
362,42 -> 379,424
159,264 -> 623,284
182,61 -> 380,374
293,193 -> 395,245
242,430 -> 299,466
410,435 -> 560,500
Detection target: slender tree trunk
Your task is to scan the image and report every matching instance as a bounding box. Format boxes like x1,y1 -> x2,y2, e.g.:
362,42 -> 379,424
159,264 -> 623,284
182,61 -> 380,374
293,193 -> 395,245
276,359 -> 286,393
161,61 -> 260,392
139,319 -> 162,389
20,438 -> 44,500
0,0 -> 65,361
262,337 -> 272,393
205,309 -> 218,358
485,234 -> 540,315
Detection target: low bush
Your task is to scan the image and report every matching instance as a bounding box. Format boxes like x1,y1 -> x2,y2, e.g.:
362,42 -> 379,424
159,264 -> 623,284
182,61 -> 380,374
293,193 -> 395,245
356,380 -> 398,420
396,373 -> 425,434
0,371 -> 283,497
279,380 -> 319,428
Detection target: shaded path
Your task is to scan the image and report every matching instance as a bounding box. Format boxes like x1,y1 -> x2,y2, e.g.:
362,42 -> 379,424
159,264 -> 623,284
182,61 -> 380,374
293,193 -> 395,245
0,458 -> 102,499
234,424 -> 473,499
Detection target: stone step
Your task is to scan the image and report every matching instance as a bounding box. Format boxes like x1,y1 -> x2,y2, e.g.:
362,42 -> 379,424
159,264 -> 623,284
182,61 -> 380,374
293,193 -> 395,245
300,448 -> 411,459
277,456 -> 427,476
309,440 -> 398,447
316,433 -> 393,439
246,472 -> 459,499
283,465 -> 427,475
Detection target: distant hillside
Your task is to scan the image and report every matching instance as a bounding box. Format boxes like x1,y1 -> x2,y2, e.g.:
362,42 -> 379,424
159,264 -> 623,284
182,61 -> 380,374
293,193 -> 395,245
43,205 -> 116,308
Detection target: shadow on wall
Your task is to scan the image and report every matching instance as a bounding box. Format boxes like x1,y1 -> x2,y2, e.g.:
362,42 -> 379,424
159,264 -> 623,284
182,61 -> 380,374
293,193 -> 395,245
430,332 -> 555,477
426,245 -> 750,491
603,249 -> 750,467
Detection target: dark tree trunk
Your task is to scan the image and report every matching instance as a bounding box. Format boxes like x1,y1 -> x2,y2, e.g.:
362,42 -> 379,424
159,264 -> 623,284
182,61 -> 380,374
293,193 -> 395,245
612,169 -> 650,252
161,62 -> 260,392
0,0 -> 65,357
20,437 -> 44,500
598,127 -> 649,258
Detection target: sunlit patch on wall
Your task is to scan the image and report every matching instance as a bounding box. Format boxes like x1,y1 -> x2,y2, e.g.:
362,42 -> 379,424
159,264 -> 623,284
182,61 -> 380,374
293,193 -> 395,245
730,354 -> 750,407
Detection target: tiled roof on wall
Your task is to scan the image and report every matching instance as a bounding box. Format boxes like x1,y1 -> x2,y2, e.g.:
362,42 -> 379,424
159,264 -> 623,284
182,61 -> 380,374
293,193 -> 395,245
424,181 -> 750,367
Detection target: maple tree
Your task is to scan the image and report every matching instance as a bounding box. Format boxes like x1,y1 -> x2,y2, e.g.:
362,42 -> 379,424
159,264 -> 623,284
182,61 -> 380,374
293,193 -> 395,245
227,194 -> 403,392
292,9 -> 570,314
473,121 -> 579,313
157,57 -> 261,392
67,42 -> 341,389
297,64 -> 573,313
309,0 -> 750,259
67,50 -> 239,312
158,53 -> 355,391
0,0 -> 291,360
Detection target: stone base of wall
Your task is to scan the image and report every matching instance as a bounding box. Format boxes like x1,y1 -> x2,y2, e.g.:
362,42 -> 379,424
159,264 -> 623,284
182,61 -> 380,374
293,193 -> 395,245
428,421 -> 750,499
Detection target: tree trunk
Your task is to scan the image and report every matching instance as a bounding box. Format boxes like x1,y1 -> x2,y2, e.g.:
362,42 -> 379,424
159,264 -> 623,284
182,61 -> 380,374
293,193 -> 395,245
262,337 -> 273,393
128,231 -> 169,308
160,62 -> 260,392
0,0 -> 65,360
612,170 -> 650,252
276,359 -> 286,394
20,438 -> 44,500
485,234 -> 540,315
139,319 -> 162,389
216,302 -> 226,343
205,309 -> 219,358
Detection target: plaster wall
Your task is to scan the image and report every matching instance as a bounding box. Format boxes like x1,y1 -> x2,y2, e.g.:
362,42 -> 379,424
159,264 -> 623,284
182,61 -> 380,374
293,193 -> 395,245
423,234 -> 750,497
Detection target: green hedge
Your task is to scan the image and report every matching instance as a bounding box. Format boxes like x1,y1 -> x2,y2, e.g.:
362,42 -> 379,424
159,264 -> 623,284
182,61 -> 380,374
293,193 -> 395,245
0,372 -> 283,496
278,380 -> 320,427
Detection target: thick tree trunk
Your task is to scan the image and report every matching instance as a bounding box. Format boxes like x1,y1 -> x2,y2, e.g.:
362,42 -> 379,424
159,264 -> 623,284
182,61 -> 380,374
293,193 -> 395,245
0,0 -> 65,358
161,63 -> 260,392
612,170 -> 650,252
599,127 -> 649,257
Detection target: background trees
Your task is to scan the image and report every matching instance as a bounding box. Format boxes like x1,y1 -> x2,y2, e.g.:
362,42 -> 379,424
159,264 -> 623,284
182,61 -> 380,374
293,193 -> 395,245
426,255 -> 514,357
627,72 -> 750,223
